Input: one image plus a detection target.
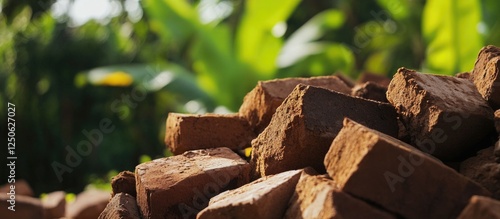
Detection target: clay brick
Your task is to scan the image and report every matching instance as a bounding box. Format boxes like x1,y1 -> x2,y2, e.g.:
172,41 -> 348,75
351,81 -> 388,102
460,146 -> 500,199
111,171 -> 136,197
471,45 -> 500,109
387,67 -> 495,161
495,110 -> 500,134
197,169 -> 303,219
42,191 -> 66,219
284,172 -> 396,219
165,113 -> 255,155
0,179 -> 34,197
251,84 -> 398,177
357,72 -> 391,88
324,118 -> 491,219
135,147 -> 250,219
239,76 -> 352,133
66,189 -> 110,219
98,193 -> 140,219
0,194 -> 44,219
457,196 -> 500,219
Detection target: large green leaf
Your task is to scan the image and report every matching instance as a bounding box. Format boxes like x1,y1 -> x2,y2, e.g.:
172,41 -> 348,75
235,0 -> 301,78
422,0 -> 483,74
75,64 -> 215,108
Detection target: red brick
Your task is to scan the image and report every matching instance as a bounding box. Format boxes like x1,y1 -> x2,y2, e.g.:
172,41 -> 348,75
239,76 -> 352,133
460,146 -> 500,199
284,172 -> 396,219
111,171 -> 136,197
324,118 -> 491,219
457,196 -> 500,219
165,113 -> 255,155
0,194 -> 44,219
197,169 -> 303,219
387,68 -> 495,161
251,84 -> 398,177
42,191 -> 66,219
98,193 -> 140,219
66,189 -> 110,219
135,147 -> 250,219
351,81 -> 388,102
471,45 -> 500,109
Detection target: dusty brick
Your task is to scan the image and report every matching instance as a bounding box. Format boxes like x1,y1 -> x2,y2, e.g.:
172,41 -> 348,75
239,76 -> 352,133
66,189 -> 110,219
387,67 -> 495,161
111,171 -> 136,198
284,172 -> 396,219
471,45 -> 500,109
251,84 -> 398,177
42,191 -> 66,219
135,147 -> 250,219
357,72 -> 391,88
0,194 -> 44,219
165,113 -> 255,155
324,118 -> 491,219
495,110 -> 500,134
98,193 -> 140,219
457,196 -> 500,219
197,169 -> 303,219
351,81 -> 388,102
460,146 -> 500,199
0,179 -> 34,197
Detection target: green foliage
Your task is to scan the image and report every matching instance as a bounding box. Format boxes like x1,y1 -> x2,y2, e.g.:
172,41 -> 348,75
423,0 -> 483,74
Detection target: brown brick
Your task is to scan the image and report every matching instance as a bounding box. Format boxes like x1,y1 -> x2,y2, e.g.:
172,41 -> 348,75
42,191 -> 66,219
324,118 -> 491,219
471,45 -> 500,109
460,146 -> 500,199
387,68 -> 495,161
135,147 -> 250,219
351,81 -> 388,102
457,196 -> 500,219
0,194 -> 44,219
197,169 -> 303,219
251,85 -> 398,177
357,72 -> 391,88
284,172 -> 396,219
165,113 -> 255,155
66,189 -> 110,219
98,193 -> 140,219
239,76 -> 352,133
111,171 -> 136,198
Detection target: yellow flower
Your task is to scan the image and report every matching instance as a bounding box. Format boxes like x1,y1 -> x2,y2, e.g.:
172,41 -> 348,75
98,71 -> 133,86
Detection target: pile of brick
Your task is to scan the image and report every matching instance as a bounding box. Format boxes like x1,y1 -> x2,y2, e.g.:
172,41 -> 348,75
98,45 -> 500,219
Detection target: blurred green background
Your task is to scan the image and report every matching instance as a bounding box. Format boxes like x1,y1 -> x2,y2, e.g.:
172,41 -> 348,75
1,0 -> 500,195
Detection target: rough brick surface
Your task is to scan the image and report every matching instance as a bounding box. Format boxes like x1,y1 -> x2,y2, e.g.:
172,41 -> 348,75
284,172 -> 396,219
324,118 -> 491,219
387,67 -> 495,161
98,193 -> 140,219
197,169 -> 303,219
351,81 -> 388,102
165,113 -> 255,155
239,76 -> 352,133
471,45 -> 500,109
66,189 -> 110,219
111,171 -> 136,197
42,191 -> 66,219
460,146 -> 500,199
0,194 -> 44,219
457,196 -> 500,219
135,147 -> 250,219
251,84 -> 397,177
